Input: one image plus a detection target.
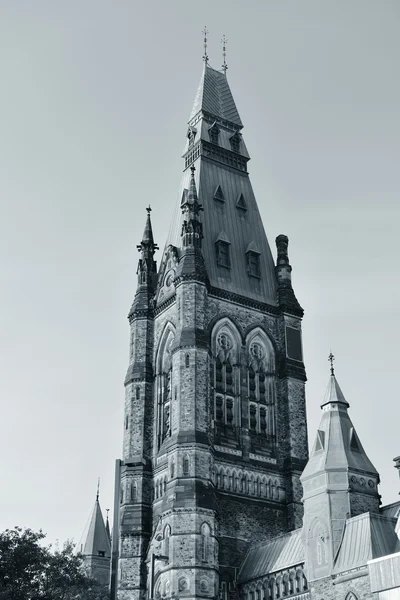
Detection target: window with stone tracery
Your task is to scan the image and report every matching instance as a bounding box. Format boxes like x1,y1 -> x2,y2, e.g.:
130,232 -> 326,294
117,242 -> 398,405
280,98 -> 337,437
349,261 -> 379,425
246,333 -> 276,441
212,328 -> 239,431
156,326 -> 175,448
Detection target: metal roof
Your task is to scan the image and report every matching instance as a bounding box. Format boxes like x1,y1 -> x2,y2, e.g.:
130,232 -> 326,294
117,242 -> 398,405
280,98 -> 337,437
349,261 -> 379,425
77,499 -> 111,558
189,65 -> 243,127
301,375 -> 379,481
161,64 -> 278,305
238,529 -> 304,583
380,501 -> 400,520
333,513 -> 399,574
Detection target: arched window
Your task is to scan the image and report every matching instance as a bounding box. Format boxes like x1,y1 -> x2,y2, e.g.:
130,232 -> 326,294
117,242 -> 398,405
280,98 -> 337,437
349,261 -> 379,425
310,519 -> 329,568
201,523 -> 211,561
246,330 -> 276,442
183,455 -> 190,476
155,325 -> 175,447
163,524 -> 171,554
170,459 -> 175,479
211,320 -> 241,437
120,486 -> 124,504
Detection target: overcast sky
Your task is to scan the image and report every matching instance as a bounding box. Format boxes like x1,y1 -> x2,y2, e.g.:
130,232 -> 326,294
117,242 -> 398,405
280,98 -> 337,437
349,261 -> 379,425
1,1 -> 399,546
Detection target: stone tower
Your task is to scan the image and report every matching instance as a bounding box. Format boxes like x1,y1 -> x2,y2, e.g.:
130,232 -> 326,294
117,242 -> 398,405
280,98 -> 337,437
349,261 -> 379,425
300,370 -> 381,584
114,63 -> 308,600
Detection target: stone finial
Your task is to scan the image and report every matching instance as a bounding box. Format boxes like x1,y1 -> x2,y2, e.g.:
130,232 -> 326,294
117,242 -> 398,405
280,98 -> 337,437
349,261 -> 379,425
275,234 -> 292,286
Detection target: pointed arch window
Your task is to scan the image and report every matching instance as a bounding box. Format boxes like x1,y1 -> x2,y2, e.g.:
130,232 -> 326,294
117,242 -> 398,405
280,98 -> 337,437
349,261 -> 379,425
201,523 -> 211,561
246,332 -> 276,441
212,321 -> 241,436
156,326 -> 175,447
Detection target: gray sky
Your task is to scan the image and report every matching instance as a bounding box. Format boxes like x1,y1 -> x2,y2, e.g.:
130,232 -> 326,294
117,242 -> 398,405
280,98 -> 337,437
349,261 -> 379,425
1,1 -> 399,546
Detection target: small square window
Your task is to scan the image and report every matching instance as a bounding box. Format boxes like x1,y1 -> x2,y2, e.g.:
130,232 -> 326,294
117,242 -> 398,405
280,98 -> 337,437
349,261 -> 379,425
98,550 -> 105,557
216,241 -> 231,268
247,251 -> 261,278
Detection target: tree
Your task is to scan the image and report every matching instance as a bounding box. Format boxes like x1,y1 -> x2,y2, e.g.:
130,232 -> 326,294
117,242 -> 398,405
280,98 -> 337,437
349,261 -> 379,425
0,527 -> 109,600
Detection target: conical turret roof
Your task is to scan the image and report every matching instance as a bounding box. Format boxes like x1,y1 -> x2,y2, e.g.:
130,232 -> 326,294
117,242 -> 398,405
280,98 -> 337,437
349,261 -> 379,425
77,498 -> 111,558
302,374 -> 379,480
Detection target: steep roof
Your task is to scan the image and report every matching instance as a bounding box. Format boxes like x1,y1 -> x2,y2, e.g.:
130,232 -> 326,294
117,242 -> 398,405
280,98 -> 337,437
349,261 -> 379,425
301,374 -> 378,480
334,513 -> 399,574
160,64 -> 278,306
189,65 -> 243,126
77,498 -> 111,558
238,529 -> 304,583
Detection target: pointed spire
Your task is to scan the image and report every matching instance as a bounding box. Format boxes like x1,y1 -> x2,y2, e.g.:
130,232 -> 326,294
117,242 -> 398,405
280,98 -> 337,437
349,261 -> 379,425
321,368 -> 349,409
302,371 -> 378,480
181,166 -> 203,249
96,477 -> 100,502
328,351 -> 335,376
202,26 -> 209,65
105,508 -> 111,542
221,35 -> 228,75
141,205 -> 155,246
77,495 -> 111,559
135,206 -> 159,288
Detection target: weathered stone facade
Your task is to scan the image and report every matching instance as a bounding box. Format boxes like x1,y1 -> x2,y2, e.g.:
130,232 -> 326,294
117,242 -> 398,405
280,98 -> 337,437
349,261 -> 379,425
112,62 -> 400,600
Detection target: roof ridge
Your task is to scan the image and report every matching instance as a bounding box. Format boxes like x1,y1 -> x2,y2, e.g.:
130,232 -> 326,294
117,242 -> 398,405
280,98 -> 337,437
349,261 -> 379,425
249,527 -> 302,549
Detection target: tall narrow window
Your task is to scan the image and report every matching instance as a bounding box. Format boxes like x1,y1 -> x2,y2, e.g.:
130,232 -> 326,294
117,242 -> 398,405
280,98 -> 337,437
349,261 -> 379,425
246,334 -> 276,442
247,251 -> 261,278
230,132 -> 241,153
183,455 -> 189,475
156,328 -> 175,447
131,481 -> 137,502
201,523 -> 210,561
214,332 -> 237,429
216,234 -> 231,268
209,122 -> 220,145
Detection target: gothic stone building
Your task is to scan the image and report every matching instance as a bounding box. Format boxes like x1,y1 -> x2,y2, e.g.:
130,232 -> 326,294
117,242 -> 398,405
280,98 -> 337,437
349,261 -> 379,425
110,63 -> 400,600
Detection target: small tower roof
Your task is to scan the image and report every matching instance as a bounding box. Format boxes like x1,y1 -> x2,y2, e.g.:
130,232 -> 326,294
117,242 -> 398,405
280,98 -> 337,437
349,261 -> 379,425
302,373 -> 378,481
77,496 -> 111,558
141,205 -> 155,246
189,64 -> 243,126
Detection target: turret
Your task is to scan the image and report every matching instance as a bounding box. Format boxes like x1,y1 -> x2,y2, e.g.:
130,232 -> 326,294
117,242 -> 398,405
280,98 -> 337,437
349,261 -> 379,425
301,357 -> 380,581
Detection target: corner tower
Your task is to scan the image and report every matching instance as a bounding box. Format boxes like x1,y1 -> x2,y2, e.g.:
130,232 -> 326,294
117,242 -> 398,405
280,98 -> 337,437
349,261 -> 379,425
301,365 -> 380,582
115,62 -> 308,600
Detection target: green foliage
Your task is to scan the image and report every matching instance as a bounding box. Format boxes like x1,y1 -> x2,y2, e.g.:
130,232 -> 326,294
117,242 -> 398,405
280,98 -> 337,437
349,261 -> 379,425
0,527 -> 109,600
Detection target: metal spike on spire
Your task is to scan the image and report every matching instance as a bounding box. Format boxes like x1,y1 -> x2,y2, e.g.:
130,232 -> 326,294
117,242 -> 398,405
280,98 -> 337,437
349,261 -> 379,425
96,477 -> 100,501
221,34 -> 228,75
328,352 -> 335,376
202,26 -> 209,65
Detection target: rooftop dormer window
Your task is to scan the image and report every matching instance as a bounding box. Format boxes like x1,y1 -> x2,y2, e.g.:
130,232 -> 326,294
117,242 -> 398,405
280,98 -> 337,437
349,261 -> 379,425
209,122 -> 220,145
187,127 -> 197,148
216,233 -> 231,268
246,242 -> 261,278
230,132 -> 241,153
